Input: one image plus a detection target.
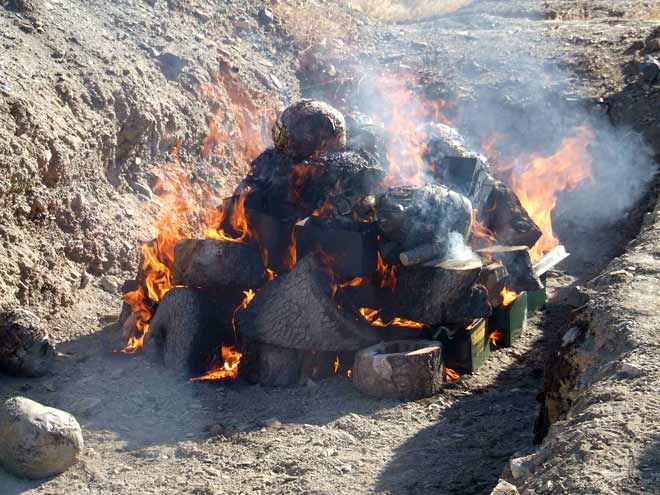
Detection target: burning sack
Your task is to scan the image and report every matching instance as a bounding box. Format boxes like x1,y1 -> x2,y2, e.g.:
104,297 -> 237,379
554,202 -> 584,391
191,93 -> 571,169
272,99 -> 346,158
376,184 -> 473,266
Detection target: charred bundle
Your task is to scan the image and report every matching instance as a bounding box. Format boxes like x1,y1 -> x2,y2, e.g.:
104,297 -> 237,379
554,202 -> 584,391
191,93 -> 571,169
119,98 -> 545,397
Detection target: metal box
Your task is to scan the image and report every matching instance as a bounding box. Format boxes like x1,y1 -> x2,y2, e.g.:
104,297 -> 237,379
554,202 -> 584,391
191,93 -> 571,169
443,318 -> 491,374
490,291 -> 528,347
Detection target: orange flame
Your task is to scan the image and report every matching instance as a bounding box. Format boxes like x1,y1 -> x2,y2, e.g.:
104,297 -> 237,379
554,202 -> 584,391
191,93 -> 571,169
371,74 -> 451,187
488,126 -> 595,261
192,288 -> 255,382
190,345 -> 242,381
121,75 -> 273,354
471,208 -> 496,243
501,287 -> 518,307
376,251 -> 398,291
339,276 -> 366,288
445,367 -> 460,381
333,355 -> 340,374
359,307 -> 424,329
489,330 -> 504,347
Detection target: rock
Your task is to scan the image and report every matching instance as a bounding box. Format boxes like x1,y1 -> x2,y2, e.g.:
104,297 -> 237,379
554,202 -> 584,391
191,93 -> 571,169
70,192 -> 86,215
509,454 -> 536,480
640,59 -> 660,84
0,397 -> 84,479
620,361 -> 643,378
157,52 -> 189,80
565,285 -> 589,307
100,275 -> 120,294
258,7 -> 274,25
491,479 -> 519,495
131,180 -> 153,199
0,309 -> 55,377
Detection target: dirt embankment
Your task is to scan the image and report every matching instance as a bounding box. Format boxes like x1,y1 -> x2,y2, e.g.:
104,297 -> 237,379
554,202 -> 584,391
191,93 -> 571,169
0,0 -> 300,340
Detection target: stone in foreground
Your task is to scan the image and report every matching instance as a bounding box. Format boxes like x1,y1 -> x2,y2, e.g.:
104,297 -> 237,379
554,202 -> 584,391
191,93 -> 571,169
0,397 -> 84,479
0,309 -> 55,377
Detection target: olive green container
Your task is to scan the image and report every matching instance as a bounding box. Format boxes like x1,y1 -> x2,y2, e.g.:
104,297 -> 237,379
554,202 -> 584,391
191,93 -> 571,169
490,291 -> 528,347
444,318 -> 491,374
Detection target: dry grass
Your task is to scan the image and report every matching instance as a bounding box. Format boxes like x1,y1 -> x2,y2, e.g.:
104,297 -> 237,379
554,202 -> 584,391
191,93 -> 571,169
346,0 -> 472,21
273,3 -> 361,50
648,4 -> 660,19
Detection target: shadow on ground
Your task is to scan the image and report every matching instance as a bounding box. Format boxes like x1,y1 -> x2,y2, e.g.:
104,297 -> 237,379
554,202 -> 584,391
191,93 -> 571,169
375,297 -> 570,495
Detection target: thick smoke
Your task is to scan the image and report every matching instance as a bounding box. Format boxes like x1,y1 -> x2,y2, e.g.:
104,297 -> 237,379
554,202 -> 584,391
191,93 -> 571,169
338,8 -> 656,263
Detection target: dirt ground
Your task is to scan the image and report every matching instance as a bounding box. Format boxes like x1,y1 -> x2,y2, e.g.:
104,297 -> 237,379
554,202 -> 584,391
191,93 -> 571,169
1,0 -> 659,494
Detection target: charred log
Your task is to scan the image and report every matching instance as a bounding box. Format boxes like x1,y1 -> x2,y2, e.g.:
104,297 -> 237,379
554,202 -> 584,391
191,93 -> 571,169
478,261 -> 509,307
245,209 -> 296,273
352,340 -> 444,400
272,99 -> 346,159
392,259 -> 491,325
477,245 -> 544,292
241,148 -> 384,221
298,150 -> 385,216
147,287 -> 242,375
484,181 -> 542,248
295,216 -> 378,278
239,148 -> 298,220
172,239 -> 265,291
236,255 -> 381,351
240,341 -> 304,386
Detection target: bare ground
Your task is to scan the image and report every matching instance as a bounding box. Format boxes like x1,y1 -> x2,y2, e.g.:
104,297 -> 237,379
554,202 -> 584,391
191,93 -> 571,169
1,0 -> 659,494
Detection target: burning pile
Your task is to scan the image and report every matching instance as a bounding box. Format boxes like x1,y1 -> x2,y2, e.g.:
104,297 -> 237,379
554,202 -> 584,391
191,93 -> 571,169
119,97 -> 571,399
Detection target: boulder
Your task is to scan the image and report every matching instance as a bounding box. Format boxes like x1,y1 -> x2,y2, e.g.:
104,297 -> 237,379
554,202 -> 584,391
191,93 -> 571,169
0,397 -> 84,479
0,309 -> 55,377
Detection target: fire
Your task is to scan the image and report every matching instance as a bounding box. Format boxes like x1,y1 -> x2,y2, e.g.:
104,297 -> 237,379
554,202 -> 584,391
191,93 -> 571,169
489,330 -> 504,347
193,288 -> 255,382
445,367 -> 460,381
333,355 -> 340,374
376,251 -> 398,290
487,126 -> 595,260
471,208 -> 496,243
191,345 -> 242,381
359,307 -> 424,329
339,276 -> 366,288
203,191 -> 252,243
121,192 -> 256,353
500,288 -> 518,307
370,74 -> 451,186
121,75 -> 273,354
